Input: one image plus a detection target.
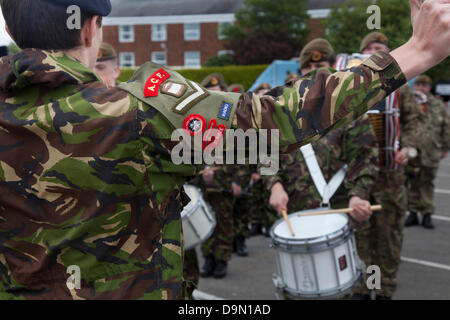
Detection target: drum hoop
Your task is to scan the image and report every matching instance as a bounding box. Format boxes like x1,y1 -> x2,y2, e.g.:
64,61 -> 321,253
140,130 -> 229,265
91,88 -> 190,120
184,216 -> 217,251
278,271 -> 363,300
270,214 -> 352,252
271,228 -> 353,253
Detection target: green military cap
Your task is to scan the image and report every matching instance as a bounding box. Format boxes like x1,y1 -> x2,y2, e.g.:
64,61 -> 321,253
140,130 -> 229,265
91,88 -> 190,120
228,84 -> 245,94
299,38 -> 335,69
201,73 -> 228,91
415,75 -> 432,85
97,42 -> 117,62
360,32 -> 388,53
255,83 -> 271,92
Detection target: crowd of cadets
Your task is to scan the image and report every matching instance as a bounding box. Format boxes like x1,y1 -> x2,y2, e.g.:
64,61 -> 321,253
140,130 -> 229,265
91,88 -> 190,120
92,31 -> 449,300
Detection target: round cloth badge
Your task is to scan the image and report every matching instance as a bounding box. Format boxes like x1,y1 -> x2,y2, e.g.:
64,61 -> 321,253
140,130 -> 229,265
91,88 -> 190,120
183,114 -> 207,136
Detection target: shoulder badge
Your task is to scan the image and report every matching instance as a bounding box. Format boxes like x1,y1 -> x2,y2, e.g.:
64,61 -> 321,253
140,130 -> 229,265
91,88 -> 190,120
144,68 -> 171,97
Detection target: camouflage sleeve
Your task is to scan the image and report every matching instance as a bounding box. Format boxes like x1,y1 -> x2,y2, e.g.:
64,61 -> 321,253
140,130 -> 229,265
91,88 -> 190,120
343,115 -> 380,201
232,52 -> 406,152
399,85 -> 423,149
442,106 -> 450,153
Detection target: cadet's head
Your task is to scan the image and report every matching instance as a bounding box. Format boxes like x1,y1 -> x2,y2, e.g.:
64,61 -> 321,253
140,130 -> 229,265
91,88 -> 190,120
94,42 -> 120,87
414,75 -> 433,95
228,84 -> 245,94
360,32 -> 389,55
0,0 -> 111,69
299,38 -> 335,76
201,73 -> 227,92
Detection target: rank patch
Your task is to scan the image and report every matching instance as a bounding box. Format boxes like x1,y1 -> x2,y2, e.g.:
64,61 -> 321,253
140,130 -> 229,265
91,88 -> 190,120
218,102 -> 233,121
161,81 -> 187,98
143,68 -> 171,97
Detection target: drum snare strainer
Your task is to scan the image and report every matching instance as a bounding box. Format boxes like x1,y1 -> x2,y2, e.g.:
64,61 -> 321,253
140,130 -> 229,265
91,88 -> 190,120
270,208 -> 364,300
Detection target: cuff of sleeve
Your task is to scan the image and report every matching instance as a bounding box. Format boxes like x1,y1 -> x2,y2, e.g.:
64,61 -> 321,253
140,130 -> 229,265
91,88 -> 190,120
362,51 -> 406,90
264,176 -> 283,192
348,189 -> 368,201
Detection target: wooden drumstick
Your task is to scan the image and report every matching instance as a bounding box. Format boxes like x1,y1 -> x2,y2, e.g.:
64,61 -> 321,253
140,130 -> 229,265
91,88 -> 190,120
297,205 -> 382,217
281,210 -> 295,237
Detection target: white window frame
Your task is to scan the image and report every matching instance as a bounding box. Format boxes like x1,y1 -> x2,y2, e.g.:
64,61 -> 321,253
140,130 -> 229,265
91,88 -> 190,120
217,22 -> 231,40
151,51 -> 167,66
119,52 -> 135,68
218,50 -> 233,57
184,23 -> 200,41
119,25 -> 135,43
151,24 -> 167,42
184,51 -> 201,68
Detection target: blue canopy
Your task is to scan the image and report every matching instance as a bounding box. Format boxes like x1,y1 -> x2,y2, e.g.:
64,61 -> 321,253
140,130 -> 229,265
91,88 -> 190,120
249,60 -> 300,92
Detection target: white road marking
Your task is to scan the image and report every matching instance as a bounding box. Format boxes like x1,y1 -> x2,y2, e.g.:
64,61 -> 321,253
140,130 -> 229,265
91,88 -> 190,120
401,257 -> 450,272
192,289 -> 225,300
434,215 -> 450,222
435,189 -> 450,195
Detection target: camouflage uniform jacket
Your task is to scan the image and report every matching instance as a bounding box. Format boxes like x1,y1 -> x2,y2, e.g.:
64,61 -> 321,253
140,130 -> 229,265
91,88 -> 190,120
398,85 -> 424,155
0,49 -> 405,299
416,94 -> 450,168
264,115 -> 379,211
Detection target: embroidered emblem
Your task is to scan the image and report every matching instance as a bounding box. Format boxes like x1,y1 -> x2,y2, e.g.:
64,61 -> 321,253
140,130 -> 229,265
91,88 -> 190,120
218,102 -> 233,121
143,68 -> 171,97
203,119 -> 226,151
161,81 -> 187,98
311,50 -> 323,62
183,114 -> 206,136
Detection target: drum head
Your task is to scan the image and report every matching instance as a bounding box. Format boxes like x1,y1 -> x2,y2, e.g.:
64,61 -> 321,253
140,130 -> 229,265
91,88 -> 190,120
273,210 -> 348,243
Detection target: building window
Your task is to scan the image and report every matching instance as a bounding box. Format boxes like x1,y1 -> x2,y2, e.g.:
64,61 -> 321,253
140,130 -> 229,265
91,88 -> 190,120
185,51 -> 201,68
218,22 -> 231,40
184,23 -> 200,41
119,25 -> 134,43
218,50 -> 233,57
152,51 -> 167,66
152,24 -> 167,42
120,52 -> 135,68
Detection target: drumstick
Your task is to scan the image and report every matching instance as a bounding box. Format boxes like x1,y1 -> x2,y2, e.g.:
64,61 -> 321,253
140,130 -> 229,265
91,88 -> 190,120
281,210 -> 296,237
297,205 -> 382,217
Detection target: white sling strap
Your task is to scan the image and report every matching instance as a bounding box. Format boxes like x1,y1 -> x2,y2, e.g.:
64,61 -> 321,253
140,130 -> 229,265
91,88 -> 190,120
300,144 -> 348,205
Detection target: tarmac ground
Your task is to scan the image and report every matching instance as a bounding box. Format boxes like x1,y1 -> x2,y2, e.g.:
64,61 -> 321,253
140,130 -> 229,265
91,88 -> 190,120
193,155 -> 450,300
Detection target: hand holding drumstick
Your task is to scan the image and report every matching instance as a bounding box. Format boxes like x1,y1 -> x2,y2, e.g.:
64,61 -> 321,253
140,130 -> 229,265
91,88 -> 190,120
269,182 -> 295,236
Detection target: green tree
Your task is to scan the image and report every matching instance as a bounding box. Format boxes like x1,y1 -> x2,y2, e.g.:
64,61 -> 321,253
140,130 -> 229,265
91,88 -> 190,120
222,0 -> 310,65
325,0 -> 449,80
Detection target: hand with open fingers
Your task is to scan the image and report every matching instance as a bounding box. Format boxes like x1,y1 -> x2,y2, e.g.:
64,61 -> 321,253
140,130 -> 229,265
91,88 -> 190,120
202,166 -> 214,185
269,182 -> 289,216
348,196 -> 373,222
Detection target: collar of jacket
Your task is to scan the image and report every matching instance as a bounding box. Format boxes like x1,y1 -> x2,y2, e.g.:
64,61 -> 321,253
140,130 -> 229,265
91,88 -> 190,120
0,48 -> 101,92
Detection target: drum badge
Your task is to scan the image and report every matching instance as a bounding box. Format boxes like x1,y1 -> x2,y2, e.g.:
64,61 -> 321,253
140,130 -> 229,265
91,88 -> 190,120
183,114 -> 206,136
161,81 -> 187,98
338,255 -> 348,271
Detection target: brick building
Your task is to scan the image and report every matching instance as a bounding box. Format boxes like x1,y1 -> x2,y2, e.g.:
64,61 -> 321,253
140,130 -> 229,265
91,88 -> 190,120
103,0 -> 345,68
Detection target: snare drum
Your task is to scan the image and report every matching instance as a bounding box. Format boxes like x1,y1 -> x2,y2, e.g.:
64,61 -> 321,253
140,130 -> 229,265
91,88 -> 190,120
270,208 -> 364,300
181,185 -> 216,250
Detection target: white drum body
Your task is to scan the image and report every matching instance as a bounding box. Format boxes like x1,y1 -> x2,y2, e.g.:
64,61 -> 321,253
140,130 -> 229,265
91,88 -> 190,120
271,208 -> 363,299
181,185 -> 216,250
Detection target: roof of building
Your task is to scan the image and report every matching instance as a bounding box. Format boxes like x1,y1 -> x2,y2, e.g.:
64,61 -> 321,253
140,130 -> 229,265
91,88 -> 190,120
109,0 -> 347,17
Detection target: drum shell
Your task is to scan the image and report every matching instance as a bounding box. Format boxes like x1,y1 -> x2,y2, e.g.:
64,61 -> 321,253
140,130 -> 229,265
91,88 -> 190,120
181,186 -> 216,251
270,212 -> 363,299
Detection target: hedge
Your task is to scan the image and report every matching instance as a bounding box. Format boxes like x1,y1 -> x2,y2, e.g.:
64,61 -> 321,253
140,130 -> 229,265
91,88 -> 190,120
118,64 -> 269,91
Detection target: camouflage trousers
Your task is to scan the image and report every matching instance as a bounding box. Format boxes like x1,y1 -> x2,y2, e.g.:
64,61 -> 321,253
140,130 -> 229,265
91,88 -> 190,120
249,181 -> 278,229
183,249 -> 199,299
201,192 -> 235,261
406,165 -> 438,216
233,196 -> 251,238
354,169 -> 407,298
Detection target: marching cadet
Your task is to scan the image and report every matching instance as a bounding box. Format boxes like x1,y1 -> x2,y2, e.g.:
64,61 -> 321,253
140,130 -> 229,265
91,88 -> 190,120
351,32 -> 425,300
405,75 -> 450,229
93,42 -> 121,87
0,0 -> 449,300
228,84 -> 245,94
268,38 -> 378,229
201,73 -> 228,92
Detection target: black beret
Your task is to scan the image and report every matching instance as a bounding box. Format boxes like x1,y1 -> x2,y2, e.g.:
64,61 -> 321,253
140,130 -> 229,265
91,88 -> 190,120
44,0 -> 112,16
